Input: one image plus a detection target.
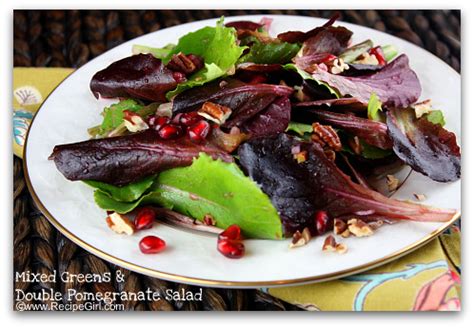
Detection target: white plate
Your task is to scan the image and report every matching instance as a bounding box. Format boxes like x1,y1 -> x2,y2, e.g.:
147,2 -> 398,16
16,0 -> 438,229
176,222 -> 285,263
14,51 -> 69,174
24,15 -> 461,288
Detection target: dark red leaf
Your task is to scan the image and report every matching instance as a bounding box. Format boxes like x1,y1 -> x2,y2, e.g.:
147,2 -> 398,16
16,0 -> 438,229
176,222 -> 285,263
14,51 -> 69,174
90,54 -> 178,103
49,130 -> 232,186
277,13 -> 341,43
243,97 -> 291,137
387,107 -> 461,182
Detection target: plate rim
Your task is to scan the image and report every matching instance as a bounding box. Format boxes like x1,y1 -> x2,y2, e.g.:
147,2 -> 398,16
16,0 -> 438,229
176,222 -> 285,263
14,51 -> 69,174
23,14 -> 461,288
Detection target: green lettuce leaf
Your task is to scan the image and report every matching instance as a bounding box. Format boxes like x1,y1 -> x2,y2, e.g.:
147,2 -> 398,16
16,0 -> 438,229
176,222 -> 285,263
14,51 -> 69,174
132,43 -> 175,59
84,175 -> 156,202
382,44 -> 398,62
93,154 -> 283,239
99,99 -> 143,134
239,40 -> 301,64
283,63 -> 340,98
164,18 -> 246,99
367,92 -> 383,122
286,122 -> 313,137
425,110 -> 446,126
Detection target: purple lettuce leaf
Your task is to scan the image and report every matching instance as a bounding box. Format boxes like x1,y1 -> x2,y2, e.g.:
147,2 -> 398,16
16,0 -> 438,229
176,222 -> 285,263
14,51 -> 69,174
386,107 -> 461,182
298,54 -> 421,107
238,134 -> 457,235
90,54 -> 179,103
243,96 -> 291,137
49,130 -> 232,186
294,97 -> 367,112
172,78 -> 293,128
225,20 -> 263,31
277,13 -> 341,43
305,110 -> 393,149
300,26 -> 353,56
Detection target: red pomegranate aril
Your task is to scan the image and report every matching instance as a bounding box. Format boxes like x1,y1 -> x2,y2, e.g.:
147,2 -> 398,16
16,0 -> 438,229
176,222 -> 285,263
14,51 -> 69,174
149,116 -> 170,130
134,208 -> 156,230
218,224 -> 242,242
217,240 -> 245,259
369,46 -> 386,65
187,120 -> 211,143
158,124 -> 182,139
320,54 -> 338,64
139,236 -> 166,254
315,210 -> 331,235
172,71 -> 186,83
180,111 -> 201,126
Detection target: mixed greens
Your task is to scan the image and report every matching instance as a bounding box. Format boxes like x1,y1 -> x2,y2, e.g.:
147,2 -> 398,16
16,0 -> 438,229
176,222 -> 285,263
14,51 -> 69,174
50,16 -> 460,240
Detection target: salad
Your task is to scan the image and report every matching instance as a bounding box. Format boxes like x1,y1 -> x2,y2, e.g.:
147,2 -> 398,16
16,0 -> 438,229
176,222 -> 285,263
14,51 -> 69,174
49,16 -> 461,258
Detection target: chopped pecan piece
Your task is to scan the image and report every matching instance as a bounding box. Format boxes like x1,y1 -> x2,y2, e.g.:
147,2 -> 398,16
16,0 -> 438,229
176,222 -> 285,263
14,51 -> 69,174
166,52 -> 204,75
322,235 -> 348,254
312,122 -> 342,151
106,212 -> 135,235
386,174 -> 399,192
198,102 -> 232,125
289,227 -> 312,248
347,218 -> 374,237
413,193 -> 427,201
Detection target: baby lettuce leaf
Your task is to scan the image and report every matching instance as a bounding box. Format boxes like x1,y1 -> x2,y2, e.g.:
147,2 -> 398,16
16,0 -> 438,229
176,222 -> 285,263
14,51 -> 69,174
425,110 -> 446,126
238,134 -> 457,236
99,99 -> 143,135
90,54 -> 178,102
307,110 -> 393,149
297,55 -> 421,107
94,154 -> 283,239
50,130 -> 232,186
132,43 -> 176,60
387,107 -> 460,182
300,26 -> 353,56
239,39 -> 301,64
367,93 -> 383,122
163,18 -> 246,99
84,175 -> 156,202
286,122 -> 313,137
283,63 -> 340,97
242,97 -> 291,137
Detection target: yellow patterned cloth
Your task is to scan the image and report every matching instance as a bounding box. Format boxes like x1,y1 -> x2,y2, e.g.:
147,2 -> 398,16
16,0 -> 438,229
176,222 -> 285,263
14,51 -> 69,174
13,67 -> 461,311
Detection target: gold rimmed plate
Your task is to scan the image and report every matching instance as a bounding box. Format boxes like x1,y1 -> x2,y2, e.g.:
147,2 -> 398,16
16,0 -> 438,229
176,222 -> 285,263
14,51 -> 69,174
24,15 -> 461,288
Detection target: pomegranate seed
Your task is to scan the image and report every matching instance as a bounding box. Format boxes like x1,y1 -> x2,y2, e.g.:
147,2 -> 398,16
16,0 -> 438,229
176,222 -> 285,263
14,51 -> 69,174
218,224 -> 242,242
180,112 -> 201,126
149,116 -> 170,131
172,71 -> 186,83
187,120 -> 211,143
320,54 -> 338,64
158,124 -> 183,139
139,236 -> 166,254
369,46 -> 386,65
123,110 -> 136,121
134,208 -> 156,230
315,210 -> 331,235
217,240 -> 245,259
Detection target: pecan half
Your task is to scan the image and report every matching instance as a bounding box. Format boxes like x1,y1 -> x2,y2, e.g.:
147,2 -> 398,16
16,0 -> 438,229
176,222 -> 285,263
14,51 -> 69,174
198,102 -> 232,125
312,122 -> 342,151
166,52 -> 204,75
106,212 -> 135,235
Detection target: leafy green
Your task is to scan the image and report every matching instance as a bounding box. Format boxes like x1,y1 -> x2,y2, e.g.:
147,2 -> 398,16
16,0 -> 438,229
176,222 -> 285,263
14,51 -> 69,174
425,110 -> 446,126
166,63 -> 224,99
132,43 -> 175,59
99,99 -> 143,134
94,154 -> 283,239
84,175 -> 156,202
367,93 -> 383,122
360,140 -> 393,159
163,18 -> 246,99
283,63 -> 340,98
382,44 -> 398,62
286,122 -> 313,137
339,39 -> 373,63
239,39 -> 301,64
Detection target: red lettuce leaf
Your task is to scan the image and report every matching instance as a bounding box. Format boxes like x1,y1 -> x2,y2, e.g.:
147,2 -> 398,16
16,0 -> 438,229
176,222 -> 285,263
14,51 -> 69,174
243,96 -> 291,137
300,26 -> 353,56
49,130 -> 232,186
172,78 -> 293,128
90,54 -> 178,103
298,54 -> 421,107
304,110 -> 393,149
277,13 -> 341,43
387,107 -> 461,182
225,20 -> 263,31
238,134 -> 457,235
294,97 -> 367,112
